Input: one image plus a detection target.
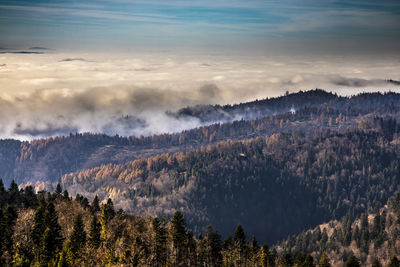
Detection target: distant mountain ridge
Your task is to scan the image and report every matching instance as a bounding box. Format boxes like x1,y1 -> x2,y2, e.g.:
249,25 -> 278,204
169,89 -> 400,122
1,89 -> 400,187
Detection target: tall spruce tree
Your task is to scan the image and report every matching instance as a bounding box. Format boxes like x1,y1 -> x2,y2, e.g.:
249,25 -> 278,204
152,217 -> 167,266
0,179 -> 4,193
1,206 -> 17,257
58,213 -> 87,266
185,231 -> 197,266
88,215 -> 101,249
169,210 -> 187,266
39,227 -> 54,266
319,252 -> 331,267
68,214 -> 87,256
233,224 -> 246,265
55,184 -> 62,195
91,195 -> 100,213
36,202 -> 64,265
44,202 -> 64,252
249,235 -> 259,266
100,199 -> 115,242
345,254 -> 361,267
32,204 -> 46,261
260,245 -> 275,267
205,226 -> 222,267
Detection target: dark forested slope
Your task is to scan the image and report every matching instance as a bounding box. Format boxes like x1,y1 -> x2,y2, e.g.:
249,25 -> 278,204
278,192 -> 400,266
62,118 -> 400,243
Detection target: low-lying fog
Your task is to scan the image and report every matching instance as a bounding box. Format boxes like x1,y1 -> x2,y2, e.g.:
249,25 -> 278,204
0,52 -> 399,140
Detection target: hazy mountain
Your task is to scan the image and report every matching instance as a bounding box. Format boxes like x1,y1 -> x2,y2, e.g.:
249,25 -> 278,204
169,89 -> 400,123
1,90 -> 399,187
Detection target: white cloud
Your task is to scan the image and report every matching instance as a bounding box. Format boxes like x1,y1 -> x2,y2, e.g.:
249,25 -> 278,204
0,52 -> 399,140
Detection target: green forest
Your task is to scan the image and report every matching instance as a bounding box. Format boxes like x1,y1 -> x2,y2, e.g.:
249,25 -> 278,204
2,182 -> 400,266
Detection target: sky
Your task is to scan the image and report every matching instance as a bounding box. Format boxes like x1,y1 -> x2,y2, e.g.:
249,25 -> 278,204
1,0 -> 400,54
0,1 -> 399,140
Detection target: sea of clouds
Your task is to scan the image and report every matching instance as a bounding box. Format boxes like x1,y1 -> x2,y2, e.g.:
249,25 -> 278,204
0,52 -> 399,140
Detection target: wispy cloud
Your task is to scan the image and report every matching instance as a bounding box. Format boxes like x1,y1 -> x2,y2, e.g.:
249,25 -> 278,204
0,4 -> 177,24
1,0 -> 399,52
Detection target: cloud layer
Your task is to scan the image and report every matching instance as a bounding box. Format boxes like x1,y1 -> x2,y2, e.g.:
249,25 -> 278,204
0,52 -> 399,140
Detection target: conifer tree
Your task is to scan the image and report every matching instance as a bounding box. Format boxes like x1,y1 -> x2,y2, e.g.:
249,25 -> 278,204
372,259 -> 381,267
260,245 -> 275,267
295,252 -> 315,267
35,202 -> 64,265
57,214 -> 87,267
204,225 -> 222,267
39,227 -> 53,266
303,254 -> 315,267
169,210 -> 187,266
0,179 -> 4,193
32,204 -> 46,260
55,184 -> 62,195
67,214 -> 87,258
319,252 -> 331,267
9,180 -> 18,194
88,215 -> 101,249
152,217 -> 167,266
197,234 -> 207,266
101,199 -> 115,224
233,224 -> 246,265
100,199 -> 115,242
388,256 -> 400,267
0,179 -> 5,206
63,190 -> 69,199
91,195 -> 100,213
342,214 -> 352,246
234,224 -> 246,249
8,180 -> 19,204
281,253 -> 293,267
0,209 -> 3,258
345,254 -> 361,267
22,185 -> 37,208
249,235 -> 259,265
44,202 -> 64,253
185,231 -> 197,266
2,206 -> 17,256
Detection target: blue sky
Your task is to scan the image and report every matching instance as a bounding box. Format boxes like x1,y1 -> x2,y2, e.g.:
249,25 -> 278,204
0,0 -> 400,54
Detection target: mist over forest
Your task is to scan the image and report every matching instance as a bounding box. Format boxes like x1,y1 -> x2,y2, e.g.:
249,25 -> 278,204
1,0 -> 400,265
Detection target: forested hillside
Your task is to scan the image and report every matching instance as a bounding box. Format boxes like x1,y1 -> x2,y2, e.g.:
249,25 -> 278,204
0,182 -> 305,266
1,90 -> 400,266
2,181 -> 399,266
279,192 -> 400,266
62,117 -> 400,243
1,90 -> 400,186
171,89 -> 400,122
